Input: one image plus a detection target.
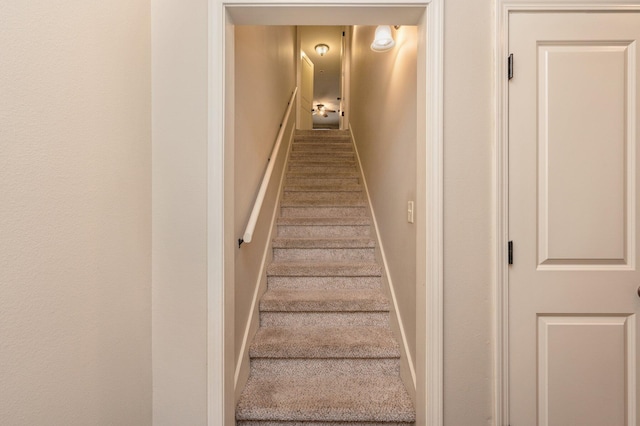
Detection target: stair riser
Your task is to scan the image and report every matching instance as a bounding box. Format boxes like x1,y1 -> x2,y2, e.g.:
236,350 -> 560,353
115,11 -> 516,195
286,178 -> 360,186
295,132 -> 350,137
273,248 -> 375,262
277,225 -> 370,238
250,358 -> 400,377
281,206 -> 368,217
293,137 -> 351,145
291,147 -> 354,154
289,158 -> 356,165
267,276 -> 381,290
282,192 -> 364,203
294,137 -> 351,143
239,422 -> 414,426
289,154 -> 355,160
289,166 -> 357,173
260,312 -> 389,327
291,149 -> 354,155
291,151 -> 354,158
293,137 -> 351,143
284,186 -> 362,193
289,156 -> 356,163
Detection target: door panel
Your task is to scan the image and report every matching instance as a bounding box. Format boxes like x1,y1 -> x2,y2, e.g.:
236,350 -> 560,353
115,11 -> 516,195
537,43 -> 632,268
509,12 -> 640,426
300,53 -> 314,130
538,315 -> 632,426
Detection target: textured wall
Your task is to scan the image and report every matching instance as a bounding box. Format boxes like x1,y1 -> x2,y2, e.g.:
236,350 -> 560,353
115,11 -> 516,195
349,25 -> 418,376
0,1 -> 152,425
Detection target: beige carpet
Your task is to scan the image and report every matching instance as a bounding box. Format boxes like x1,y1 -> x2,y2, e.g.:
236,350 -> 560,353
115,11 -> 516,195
236,130 -> 415,425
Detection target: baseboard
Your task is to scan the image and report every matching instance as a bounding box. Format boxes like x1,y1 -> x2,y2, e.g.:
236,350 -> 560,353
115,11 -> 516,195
348,125 -> 418,398
233,125 -> 296,396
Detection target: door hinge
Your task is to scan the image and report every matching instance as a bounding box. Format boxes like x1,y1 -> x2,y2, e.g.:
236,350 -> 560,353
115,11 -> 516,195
508,54 -> 514,80
342,31 -> 345,37
508,241 -> 513,265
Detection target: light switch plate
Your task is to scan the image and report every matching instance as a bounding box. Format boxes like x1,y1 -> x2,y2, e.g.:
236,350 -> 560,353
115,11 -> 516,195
407,201 -> 414,224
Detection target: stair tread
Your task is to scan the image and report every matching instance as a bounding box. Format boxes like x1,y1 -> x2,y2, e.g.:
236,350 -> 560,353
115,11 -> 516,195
286,172 -> 359,178
280,198 -> 367,207
290,156 -> 355,161
277,217 -> 370,226
250,325 -> 398,358
284,184 -> 362,192
272,237 -> 375,249
236,375 -> 415,423
260,288 -> 389,312
291,151 -> 354,156
267,262 -> 381,277
293,141 -> 352,145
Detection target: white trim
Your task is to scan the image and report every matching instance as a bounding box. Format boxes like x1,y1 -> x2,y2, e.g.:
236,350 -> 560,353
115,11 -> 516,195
212,2 -> 444,425
349,125 -> 418,390
494,3 -> 510,425
424,2 -> 444,425
493,3 -> 640,426
208,0 -> 225,423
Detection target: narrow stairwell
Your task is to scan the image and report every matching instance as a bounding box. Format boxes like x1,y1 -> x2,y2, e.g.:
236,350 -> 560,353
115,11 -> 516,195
236,129 -> 416,425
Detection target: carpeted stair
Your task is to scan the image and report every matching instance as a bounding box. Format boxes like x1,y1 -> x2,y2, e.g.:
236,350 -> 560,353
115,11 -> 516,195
236,129 -> 415,425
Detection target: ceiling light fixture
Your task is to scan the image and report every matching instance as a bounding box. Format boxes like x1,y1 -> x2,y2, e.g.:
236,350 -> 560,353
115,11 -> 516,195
314,44 -> 329,56
371,25 -> 396,52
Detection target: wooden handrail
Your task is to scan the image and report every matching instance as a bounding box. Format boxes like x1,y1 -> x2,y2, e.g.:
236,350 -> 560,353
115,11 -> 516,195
239,88 -> 298,247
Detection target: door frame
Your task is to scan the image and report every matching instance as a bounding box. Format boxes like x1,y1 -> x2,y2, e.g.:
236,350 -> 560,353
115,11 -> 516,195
298,47 -> 315,130
493,2 -> 640,425
209,1 -> 443,425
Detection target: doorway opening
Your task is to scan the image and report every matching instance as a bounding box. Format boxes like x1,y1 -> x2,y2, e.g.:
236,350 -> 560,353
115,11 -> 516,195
213,3 -> 443,425
297,26 -> 344,130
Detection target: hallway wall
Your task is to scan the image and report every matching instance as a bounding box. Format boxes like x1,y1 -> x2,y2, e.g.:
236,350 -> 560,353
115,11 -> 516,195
348,25 -> 418,382
443,0 -> 493,423
1,1 -> 152,424
151,0 -> 209,423
234,25 -> 297,388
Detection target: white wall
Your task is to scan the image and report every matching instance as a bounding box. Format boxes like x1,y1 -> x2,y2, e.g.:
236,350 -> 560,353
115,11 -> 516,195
348,25 -> 418,379
234,24 -> 297,392
0,1 -> 152,425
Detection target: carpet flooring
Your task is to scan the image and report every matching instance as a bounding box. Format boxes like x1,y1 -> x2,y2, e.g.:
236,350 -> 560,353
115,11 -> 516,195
236,130 -> 415,425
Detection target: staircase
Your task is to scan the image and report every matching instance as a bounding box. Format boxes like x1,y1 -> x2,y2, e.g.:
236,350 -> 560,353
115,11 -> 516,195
236,129 -> 415,425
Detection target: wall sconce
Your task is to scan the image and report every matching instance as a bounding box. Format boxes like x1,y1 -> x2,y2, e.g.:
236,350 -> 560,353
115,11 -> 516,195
370,25 -> 396,52
314,44 -> 329,56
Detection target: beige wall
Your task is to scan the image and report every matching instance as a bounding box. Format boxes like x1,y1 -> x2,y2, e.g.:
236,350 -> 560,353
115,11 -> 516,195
234,25 -> 297,385
0,1 -> 152,425
151,0 -> 210,423
348,25 -> 418,375
443,0 -> 493,424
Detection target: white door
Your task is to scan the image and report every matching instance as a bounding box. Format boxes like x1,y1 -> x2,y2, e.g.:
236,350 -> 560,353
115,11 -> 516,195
509,12 -> 640,426
339,27 -> 346,130
300,52 -> 314,130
